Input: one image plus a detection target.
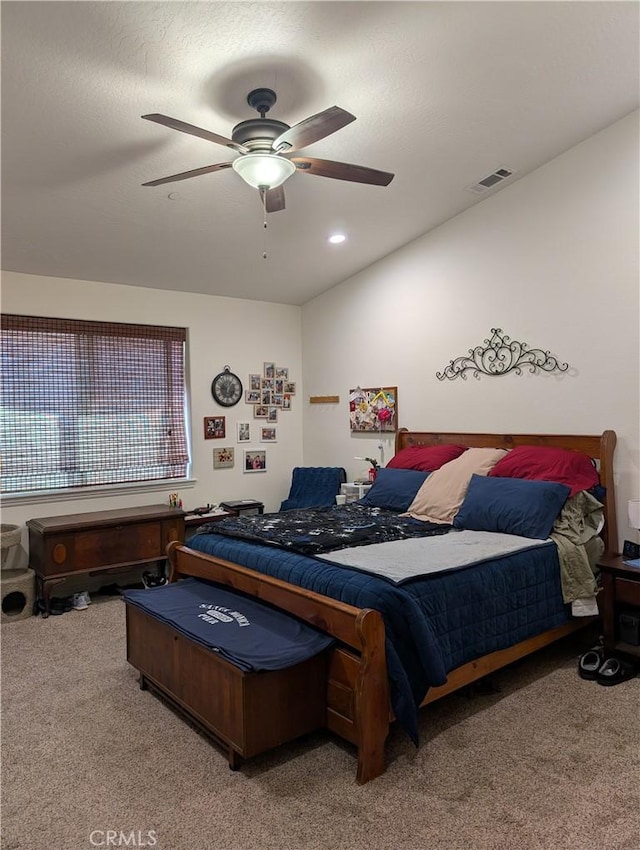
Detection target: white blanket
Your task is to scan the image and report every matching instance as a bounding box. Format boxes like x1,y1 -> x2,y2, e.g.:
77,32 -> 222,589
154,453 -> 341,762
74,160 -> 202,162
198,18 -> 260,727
317,529 -> 552,584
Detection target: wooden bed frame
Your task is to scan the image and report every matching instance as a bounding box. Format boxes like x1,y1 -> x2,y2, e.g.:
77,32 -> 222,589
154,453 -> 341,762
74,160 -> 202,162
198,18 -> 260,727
163,429 -> 618,784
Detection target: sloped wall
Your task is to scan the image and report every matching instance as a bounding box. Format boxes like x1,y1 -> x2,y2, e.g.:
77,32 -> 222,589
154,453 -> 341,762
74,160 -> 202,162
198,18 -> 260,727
301,112 -> 639,551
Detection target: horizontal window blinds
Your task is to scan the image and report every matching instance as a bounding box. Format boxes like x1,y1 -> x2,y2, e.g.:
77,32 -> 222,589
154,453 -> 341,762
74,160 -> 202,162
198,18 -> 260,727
1,315 -> 189,494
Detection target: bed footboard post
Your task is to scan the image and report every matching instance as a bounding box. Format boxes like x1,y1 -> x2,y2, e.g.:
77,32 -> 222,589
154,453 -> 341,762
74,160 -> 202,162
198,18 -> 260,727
167,540 -> 181,582
354,608 -> 389,784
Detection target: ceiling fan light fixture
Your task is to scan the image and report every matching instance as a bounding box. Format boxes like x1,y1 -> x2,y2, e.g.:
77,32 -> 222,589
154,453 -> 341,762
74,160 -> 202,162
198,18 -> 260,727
232,154 -> 296,190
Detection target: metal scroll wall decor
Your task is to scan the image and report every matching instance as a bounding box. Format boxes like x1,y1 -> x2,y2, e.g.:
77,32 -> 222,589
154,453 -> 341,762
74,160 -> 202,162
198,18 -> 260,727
436,328 -> 570,381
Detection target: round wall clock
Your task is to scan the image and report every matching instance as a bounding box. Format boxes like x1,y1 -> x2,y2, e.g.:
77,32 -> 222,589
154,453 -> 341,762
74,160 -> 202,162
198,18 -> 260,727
211,366 -> 243,407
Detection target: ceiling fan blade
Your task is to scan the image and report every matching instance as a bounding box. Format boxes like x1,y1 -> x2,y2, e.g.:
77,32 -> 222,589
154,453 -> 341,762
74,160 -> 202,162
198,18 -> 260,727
289,157 -> 394,186
142,162 -> 233,187
273,106 -> 356,153
261,186 -> 286,213
142,114 -> 248,154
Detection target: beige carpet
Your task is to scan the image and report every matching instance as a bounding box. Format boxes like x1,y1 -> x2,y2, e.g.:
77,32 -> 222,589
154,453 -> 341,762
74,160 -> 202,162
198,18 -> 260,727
1,597 -> 638,850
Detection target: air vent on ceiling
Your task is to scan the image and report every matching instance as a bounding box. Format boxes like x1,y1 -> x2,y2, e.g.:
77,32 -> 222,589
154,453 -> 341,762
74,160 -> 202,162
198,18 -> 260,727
466,166 -> 516,194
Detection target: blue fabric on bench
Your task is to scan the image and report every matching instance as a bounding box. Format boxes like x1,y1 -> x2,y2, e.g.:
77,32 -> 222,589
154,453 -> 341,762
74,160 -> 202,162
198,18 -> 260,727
123,579 -> 334,672
280,466 -> 347,511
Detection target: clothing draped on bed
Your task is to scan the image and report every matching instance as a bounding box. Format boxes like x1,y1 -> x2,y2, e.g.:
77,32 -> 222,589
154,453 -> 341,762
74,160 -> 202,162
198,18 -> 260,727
189,507 -> 569,744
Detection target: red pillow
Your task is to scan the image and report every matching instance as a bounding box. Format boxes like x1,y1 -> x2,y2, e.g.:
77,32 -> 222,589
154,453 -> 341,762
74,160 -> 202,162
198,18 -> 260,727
488,446 -> 599,497
386,444 -> 466,472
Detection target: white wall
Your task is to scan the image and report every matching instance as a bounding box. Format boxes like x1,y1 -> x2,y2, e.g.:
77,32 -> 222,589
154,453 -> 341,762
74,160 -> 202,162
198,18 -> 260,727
302,111 -> 640,552
1,273 -> 303,557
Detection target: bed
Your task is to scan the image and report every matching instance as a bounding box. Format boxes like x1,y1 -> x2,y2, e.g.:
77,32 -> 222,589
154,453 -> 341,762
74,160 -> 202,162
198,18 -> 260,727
161,429 -> 618,783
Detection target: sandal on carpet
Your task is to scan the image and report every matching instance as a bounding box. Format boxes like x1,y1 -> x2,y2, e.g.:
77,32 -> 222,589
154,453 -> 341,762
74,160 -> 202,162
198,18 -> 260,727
596,656 -> 638,686
578,645 -> 605,680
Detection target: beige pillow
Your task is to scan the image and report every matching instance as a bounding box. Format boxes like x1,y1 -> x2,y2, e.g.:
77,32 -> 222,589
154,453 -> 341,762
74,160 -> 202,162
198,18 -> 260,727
405,447 -> 508,524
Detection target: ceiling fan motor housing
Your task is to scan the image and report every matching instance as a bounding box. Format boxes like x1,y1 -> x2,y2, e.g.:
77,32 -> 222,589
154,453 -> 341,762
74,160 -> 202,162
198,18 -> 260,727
231,118 -> 290,152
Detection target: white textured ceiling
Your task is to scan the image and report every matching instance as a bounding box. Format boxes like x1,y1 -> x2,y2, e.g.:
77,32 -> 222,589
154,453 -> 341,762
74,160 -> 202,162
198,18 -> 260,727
2,1 -> 638,306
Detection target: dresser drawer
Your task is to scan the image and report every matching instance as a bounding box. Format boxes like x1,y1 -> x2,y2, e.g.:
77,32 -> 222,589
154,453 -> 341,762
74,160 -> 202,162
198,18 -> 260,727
615,577 -> 640,607
75,521 -> 163,568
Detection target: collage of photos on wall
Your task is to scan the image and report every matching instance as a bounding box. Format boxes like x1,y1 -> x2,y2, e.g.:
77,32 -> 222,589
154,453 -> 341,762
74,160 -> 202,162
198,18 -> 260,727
209,361 -> 296,472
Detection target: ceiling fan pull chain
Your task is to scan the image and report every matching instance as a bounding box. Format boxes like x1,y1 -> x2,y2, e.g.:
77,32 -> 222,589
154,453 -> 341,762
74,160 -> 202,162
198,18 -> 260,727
261,189 -> 268,259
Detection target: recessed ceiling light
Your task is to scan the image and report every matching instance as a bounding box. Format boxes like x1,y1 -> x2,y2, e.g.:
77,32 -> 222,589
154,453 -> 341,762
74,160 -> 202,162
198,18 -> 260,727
328,233 -> 346,244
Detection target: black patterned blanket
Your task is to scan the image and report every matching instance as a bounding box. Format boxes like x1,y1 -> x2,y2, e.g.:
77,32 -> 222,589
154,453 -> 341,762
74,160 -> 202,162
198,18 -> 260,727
196,504 -> 451,556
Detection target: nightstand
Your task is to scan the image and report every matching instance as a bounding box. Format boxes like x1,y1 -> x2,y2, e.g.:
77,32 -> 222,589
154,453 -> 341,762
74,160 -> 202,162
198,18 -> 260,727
340,482 -> 373,503
599,555 -> 640,659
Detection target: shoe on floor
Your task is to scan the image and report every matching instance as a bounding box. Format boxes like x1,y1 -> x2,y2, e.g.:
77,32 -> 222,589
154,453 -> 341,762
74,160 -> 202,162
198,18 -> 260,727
578,645 -> 605,680
79,590 -> 91,606
596,655 -> 638,686
71,592 -> 89,611
49,597 -> 73,615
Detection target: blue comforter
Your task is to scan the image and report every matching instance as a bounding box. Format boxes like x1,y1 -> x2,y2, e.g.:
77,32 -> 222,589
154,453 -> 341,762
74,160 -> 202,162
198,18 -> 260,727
188,531 -> 568,743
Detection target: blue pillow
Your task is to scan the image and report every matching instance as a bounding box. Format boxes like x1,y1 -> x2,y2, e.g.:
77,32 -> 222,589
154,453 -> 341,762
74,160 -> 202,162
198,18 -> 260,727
359,467 -> 430,512
453,474 -> 570,539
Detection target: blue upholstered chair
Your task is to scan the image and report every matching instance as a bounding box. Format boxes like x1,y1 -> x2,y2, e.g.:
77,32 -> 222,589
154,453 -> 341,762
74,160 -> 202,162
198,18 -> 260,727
279,467 -> 347,511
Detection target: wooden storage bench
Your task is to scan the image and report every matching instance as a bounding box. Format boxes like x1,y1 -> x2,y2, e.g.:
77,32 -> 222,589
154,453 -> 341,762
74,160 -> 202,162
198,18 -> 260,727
125,599 -> 328,769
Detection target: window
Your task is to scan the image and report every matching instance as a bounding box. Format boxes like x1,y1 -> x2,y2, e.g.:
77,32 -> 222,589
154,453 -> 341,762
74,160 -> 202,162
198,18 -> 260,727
1,315 -> 189,495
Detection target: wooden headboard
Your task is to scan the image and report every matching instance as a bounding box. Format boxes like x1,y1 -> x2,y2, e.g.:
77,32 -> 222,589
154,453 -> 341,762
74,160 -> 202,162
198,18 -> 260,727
394,428 -> 618,556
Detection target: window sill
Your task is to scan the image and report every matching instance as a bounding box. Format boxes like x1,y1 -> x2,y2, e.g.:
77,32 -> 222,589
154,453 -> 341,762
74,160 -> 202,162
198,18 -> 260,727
1,478 -> 197,508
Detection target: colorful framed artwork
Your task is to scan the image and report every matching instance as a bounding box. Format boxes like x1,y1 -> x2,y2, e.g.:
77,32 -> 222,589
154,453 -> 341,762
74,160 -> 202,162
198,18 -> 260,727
348,387 -> 398,432
204,416 -> 226,439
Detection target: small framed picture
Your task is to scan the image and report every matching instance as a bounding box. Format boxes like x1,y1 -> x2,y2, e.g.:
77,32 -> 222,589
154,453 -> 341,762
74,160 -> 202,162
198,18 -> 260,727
284,382 -> 296,395
263,362 -> 275,380
213,447 -> 234,469
254,405 -> 268,418
237,421 -> 251,442
272,393 -> 283,407
260,427 -> 277,443
261,387 -> 272,405
275,379 -> 284,395
267,406 -> 278,423
204,416 -> 225,439
245,390 -> 260,404
249,374 -> 262,391
275,366 -> 289,380
244,449 -> 266,472
282,394 -> 292,410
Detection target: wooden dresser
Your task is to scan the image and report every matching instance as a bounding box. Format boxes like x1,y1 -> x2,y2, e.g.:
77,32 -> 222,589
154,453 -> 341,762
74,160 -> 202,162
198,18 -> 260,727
27,504 -> 185,616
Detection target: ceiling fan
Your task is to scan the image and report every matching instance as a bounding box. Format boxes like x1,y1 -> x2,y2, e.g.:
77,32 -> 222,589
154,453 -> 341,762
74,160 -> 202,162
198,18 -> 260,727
141,88 -> 394,212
